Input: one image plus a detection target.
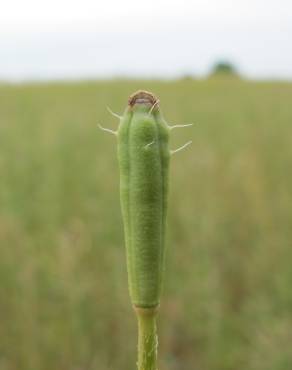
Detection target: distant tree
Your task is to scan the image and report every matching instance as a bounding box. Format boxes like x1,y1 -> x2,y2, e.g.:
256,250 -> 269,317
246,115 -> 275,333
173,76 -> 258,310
210,61 -> 238,77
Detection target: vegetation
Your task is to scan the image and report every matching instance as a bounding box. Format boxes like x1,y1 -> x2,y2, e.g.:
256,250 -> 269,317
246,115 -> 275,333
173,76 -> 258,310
0,79 -> 292,370
210,61 -> 238,77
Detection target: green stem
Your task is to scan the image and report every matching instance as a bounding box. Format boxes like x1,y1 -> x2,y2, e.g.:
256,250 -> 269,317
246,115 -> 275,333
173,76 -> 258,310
135,307 -> 158,370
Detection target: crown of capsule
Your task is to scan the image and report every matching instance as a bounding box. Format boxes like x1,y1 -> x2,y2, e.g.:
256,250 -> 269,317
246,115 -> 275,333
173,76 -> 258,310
128,90 -> 158,107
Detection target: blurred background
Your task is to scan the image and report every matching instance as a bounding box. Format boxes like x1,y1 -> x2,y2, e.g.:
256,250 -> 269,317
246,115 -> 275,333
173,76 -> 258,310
0,1 -> 292,370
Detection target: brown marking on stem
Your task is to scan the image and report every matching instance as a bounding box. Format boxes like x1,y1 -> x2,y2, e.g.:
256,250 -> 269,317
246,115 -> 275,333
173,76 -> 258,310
133,305 -> 160,316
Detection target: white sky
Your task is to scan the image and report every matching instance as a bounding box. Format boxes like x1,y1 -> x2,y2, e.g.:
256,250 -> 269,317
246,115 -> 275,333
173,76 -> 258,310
0,0 -> 292,80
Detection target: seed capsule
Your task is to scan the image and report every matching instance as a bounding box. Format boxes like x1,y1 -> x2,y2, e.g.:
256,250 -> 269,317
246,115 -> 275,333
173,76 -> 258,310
117,91 -> 170,308
99,90 -> 192,370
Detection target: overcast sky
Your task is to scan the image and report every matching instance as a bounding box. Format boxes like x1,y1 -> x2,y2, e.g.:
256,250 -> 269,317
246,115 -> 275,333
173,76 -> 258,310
0,0 -> 292,81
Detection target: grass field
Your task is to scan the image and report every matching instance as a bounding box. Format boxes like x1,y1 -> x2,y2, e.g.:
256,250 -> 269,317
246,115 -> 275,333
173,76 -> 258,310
0,78 -> 292,370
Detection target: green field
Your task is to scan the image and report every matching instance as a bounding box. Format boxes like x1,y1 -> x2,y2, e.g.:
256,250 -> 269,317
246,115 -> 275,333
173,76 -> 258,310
0,79 -> 292,370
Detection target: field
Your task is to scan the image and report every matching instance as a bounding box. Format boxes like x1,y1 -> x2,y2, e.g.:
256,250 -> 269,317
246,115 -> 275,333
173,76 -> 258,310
0,78 -> 292,370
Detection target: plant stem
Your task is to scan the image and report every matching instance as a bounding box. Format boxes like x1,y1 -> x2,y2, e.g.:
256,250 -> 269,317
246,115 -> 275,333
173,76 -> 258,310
135,307 -> 158,370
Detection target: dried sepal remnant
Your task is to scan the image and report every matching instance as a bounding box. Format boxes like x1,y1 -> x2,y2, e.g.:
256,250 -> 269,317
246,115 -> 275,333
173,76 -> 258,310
128,90 -> 158,107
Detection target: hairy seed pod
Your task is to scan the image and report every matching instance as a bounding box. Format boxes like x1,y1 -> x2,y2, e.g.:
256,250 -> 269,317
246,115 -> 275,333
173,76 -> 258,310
117,91 -> 170,308
99,90 -> 192,370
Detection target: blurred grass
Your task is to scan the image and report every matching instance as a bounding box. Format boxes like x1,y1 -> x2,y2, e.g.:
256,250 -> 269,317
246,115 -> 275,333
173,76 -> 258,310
0,78 -> 292,370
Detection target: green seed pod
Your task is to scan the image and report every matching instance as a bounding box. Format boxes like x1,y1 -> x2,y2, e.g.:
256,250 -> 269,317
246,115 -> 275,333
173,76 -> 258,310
117,91 -> 170,308
99,90 -> 192,370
